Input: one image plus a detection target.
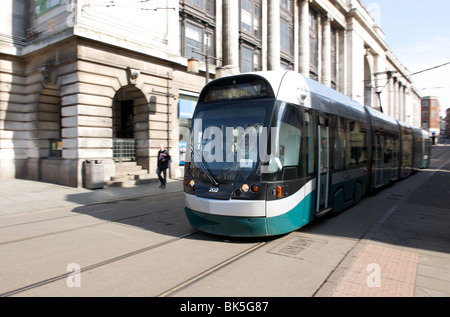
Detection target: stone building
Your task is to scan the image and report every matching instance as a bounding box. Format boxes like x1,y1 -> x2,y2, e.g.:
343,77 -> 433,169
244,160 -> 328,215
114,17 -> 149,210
0,0 -> 421,187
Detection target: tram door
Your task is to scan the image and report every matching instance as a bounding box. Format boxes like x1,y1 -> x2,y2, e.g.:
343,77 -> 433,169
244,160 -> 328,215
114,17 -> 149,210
316,119 -> 331,213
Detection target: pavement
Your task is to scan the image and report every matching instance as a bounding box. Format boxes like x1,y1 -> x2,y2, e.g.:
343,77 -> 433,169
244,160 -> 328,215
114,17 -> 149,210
0,177 -> 183,216
0,144 -> 449,297
313,144 -> 450,297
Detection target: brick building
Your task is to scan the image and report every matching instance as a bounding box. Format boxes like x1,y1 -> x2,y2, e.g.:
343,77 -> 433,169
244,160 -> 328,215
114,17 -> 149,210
421,96 -> 441,141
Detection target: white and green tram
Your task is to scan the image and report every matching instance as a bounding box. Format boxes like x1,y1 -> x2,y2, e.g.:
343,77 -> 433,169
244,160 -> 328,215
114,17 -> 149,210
183,71 -> 430,237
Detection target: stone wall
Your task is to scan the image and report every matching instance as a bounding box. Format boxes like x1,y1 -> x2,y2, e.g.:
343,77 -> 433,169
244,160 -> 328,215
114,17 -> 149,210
1,36 -> 204,186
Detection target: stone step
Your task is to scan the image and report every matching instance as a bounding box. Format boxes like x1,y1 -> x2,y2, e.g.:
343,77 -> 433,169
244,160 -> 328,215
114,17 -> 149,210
104,176 -> 159,188
106,162 -> 157,187
113,168 -> 149,177
115,164 -> 146,173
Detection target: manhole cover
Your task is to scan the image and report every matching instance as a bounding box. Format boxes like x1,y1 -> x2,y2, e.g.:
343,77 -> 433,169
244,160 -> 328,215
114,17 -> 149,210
292,238 -> 314,248
269,234 -> 327,259
279,245 -> 305,256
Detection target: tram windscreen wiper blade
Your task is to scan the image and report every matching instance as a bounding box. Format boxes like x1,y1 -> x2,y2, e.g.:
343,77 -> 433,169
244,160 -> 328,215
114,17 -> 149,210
190,144 -> 219,186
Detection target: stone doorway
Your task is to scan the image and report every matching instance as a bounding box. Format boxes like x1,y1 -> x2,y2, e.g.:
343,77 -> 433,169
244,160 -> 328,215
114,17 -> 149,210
112,86 -> 149,170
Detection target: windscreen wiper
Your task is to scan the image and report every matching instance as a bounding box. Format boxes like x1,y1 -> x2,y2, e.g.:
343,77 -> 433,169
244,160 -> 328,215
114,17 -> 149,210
191,144 -> 219,186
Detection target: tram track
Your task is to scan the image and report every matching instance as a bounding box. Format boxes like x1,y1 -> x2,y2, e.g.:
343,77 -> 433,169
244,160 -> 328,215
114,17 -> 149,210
1,227 -> 269,297
0,230 -> 199,297
1,188 -> 271,297
0,190 -> 182,229
157,241 -> 267,297
0,192 -> 184,246
0,206 -> 180,246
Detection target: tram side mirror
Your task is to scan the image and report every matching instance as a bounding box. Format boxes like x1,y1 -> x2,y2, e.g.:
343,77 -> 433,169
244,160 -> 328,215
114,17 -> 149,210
297,88 -> 308,104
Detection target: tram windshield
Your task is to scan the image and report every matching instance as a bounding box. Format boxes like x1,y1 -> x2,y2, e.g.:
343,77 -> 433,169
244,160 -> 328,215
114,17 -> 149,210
188,98 -> 274,183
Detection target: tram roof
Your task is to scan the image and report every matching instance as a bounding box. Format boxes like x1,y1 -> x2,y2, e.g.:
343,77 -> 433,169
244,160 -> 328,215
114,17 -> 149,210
211,71 -> 403,128
364,104 -> 399,131
249,71 -> 367,122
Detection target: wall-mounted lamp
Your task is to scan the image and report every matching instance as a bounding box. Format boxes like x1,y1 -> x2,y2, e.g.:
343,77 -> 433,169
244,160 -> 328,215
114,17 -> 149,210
187,58 -> 200,74
126,67 -> 140,85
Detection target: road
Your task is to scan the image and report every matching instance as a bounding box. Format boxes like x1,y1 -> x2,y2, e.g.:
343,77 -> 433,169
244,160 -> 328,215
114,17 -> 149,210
0,146 -> 449,302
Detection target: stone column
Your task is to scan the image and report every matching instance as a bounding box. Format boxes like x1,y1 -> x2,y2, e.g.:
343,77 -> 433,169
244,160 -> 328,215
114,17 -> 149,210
400,83 -> 405,122
393,78 -> 398,119
293,0 -> 300,70
299,0 -> 310,76
388,73 -> 394,117
338,28 -> 347,94
222,0 -> 240,71
267,0 -> 280,70
321,14 -> 331,87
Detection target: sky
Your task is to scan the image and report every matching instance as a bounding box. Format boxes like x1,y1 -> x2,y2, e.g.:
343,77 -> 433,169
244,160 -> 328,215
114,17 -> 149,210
360,0 -> 450,117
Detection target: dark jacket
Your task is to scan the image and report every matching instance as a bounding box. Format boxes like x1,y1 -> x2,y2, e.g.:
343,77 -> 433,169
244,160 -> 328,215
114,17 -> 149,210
157,149 -> 170,169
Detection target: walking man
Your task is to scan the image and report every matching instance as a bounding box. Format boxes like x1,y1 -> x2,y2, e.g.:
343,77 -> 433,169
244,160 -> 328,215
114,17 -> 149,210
157,144 -> 170,188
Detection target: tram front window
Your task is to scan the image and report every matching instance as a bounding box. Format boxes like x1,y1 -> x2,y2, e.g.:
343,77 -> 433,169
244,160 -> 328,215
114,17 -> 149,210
188,99 -> 273,183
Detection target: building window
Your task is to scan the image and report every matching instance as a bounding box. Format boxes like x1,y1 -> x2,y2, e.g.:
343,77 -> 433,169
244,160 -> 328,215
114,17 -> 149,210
309,7 -> 319,80
183,22 -> 214,62
280,0 -> 294,65
186,0 -> 214,15
240,0 -> 261,73
422,100 -> 429,107
280,0 -> 293,13
280,21 -> 293,55
280,61 -> 293,71
185,23 -> 202,59
240,45 -> 261,73
241,0 -> 261,39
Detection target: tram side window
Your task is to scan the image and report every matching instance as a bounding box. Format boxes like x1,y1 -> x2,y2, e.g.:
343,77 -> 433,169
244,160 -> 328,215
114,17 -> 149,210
384,135 -> 392,163
333,116 -> 348,171
392,136 -> 399,166
348,120 -> 367,167
383,133 -> 399,165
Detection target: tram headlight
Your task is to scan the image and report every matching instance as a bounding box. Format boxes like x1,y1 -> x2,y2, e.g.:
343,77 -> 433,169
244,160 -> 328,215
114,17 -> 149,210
241,184 -> 250,193
185,179 -> 196,192
234,183 -> 260,197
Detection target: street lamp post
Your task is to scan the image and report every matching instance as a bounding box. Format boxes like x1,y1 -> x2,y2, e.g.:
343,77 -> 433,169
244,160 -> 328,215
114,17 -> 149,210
187,38 -> 220,84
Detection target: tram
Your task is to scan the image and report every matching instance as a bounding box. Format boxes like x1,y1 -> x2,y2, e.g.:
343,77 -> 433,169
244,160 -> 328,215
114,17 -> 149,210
183,71 -> 430,237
